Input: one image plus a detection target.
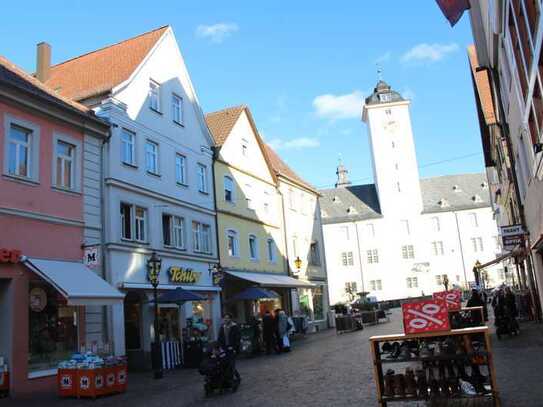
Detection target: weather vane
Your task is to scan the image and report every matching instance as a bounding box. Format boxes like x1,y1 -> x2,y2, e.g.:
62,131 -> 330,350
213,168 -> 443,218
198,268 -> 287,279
376,63 -> 383,81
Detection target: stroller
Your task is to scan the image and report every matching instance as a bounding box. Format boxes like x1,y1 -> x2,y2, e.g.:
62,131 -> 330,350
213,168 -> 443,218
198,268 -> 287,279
199,344 -> 241,396
495,310 -> 520,339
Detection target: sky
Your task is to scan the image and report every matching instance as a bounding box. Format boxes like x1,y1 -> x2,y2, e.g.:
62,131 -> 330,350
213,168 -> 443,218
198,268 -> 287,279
0,1 -> 482,190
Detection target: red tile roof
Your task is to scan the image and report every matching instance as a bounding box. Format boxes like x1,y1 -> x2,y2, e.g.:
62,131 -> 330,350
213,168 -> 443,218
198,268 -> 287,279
205,105 -> 246,146
44,26 -> 169,101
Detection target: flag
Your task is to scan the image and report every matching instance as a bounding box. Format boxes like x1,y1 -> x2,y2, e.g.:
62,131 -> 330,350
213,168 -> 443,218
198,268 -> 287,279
436,0 -> 471,26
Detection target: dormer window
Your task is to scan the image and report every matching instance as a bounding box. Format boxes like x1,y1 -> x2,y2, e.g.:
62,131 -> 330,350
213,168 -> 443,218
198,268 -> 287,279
332,196 -> 341,204
438,199 -> 450,208
452,185 -> 461,192
481,182 -> 488,189
472,194 -> 483,203
347,206 -> 357,215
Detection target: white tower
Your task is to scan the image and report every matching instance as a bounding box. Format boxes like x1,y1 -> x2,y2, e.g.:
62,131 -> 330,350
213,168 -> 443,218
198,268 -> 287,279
362,81 -> 422,217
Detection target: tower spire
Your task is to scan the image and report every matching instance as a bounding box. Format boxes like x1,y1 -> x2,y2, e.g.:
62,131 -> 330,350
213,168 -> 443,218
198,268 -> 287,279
376,63 -> 383,81
335,157 -> 351,188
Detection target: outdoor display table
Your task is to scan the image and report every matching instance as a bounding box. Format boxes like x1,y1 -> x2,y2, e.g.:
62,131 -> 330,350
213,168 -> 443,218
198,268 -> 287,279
370,326 -> 499,406
449,306 -> 485,329
58,363 -> 127,399
0,370 -> 8,398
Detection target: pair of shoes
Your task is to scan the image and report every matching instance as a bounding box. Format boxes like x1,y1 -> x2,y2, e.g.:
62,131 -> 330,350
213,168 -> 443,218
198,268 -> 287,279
404,367 -> 417,397
419,341 -> 433,358
383,369 -> 395,398
415,368 -> 428,399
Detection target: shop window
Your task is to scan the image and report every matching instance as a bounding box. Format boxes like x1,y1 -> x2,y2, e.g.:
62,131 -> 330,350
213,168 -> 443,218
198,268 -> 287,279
124,293 -> 142,350
312,286 -> 324,321
162,214 -> 185,249
158,307 -> 180,341
28,284 -> 78,372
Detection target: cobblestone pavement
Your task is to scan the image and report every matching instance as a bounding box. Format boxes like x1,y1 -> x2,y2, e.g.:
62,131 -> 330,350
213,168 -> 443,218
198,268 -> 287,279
10,309 -> 543,407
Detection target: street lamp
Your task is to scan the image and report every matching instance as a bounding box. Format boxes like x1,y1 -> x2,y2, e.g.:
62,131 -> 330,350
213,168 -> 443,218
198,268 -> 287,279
443,275 -> 449,291
147,252 -> 163,380
294,256 -> 302,274
473,260 -> 482,288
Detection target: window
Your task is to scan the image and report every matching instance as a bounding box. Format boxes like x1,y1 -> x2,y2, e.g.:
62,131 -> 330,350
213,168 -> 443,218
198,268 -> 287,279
431,216 -> 440,232
192,221 -> 211,253
242,139 -> 248,156
401,219 -> 410,235
379,93 -> 392,102
175,154 -> 186,185
312,286 -> 324,320
121,129 -> 136,165
288,188 -> 295,209
300,193 -> 307,215
263,191 -> 270,213
471,237 -> 484,252
120,203 -> 147,242
134,207 -> 146,242
172,94 -> 183,124
470,212 -> 479,227
310,242 -> 321,266
367,249 -> 379,264
370,280 -> 382,291
406,277 -> 418,288
149,79 -> 161,112
366,223 -> 375,238
396,182 -> 401,192
249,235 -> 258,260
145,140 -> 159,174
341,251 -> 354,266
227,230 -> 239,257
55,140 -> 75,189
345,282 -> 358,293
401,245 -> 415,259
7,124 -> 31,177
267,239 -> 275,263
341,226 -> 350,240
432,241 -> 444,256
494,236 -> 502,252
224,176 -> 234,203
245,184 -> 253,209
162,214 -> 185,249
120,203 -> 132,240
197,164 -> 208,193
435,274 -> 447,286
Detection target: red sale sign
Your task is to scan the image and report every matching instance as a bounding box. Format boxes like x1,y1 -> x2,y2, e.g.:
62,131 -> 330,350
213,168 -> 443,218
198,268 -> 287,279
433,290 -> 462,311
402,298 -> 450,335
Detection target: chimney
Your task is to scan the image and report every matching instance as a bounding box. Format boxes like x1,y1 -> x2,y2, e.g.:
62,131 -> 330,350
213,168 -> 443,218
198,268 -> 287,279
36,42 -> 51,82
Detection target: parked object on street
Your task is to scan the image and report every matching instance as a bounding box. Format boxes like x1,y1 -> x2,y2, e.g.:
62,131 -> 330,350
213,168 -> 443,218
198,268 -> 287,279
199,343 -> 240,397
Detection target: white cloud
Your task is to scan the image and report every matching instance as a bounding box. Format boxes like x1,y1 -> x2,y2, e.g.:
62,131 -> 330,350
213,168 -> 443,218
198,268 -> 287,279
267,137 -> 320,150
195,23 -> 238,43
401,43 -> 459,63
312,90 -> 364,120
374,51 -> 392,64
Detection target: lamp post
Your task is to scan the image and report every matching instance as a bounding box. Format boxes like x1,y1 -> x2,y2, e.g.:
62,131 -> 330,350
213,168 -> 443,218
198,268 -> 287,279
147,251 -> 163,379
294,256 -> 302,275
443,275 -> 449,291
473,260 -> 482,288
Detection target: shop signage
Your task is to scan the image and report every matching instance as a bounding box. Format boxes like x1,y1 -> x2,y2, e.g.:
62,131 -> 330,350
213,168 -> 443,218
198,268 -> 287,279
84,246 -> 100,268
500,224 -> 525,251
0,249 -> 21,263
212,270 -> 224,287
169,267 -> 201,284
401,298 -> 450,335
433,290 -> 462,311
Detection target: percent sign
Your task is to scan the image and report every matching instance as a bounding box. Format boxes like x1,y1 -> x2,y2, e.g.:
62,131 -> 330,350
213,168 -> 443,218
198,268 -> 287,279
407,303 -> 445,329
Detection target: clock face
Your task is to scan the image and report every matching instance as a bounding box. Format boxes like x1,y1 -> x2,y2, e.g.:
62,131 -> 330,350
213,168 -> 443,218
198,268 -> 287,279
383,120 -> 398,134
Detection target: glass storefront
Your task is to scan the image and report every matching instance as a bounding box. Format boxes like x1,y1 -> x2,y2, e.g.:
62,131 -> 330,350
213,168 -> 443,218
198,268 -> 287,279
124,292 -> 142,350
28,283 -> 78,372
158,307 -> 180,341
312,286 -> 324,321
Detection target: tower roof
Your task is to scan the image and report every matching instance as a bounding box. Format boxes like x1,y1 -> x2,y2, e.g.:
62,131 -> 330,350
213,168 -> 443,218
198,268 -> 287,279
365,80 -> 405,106
335,159 -> 351,188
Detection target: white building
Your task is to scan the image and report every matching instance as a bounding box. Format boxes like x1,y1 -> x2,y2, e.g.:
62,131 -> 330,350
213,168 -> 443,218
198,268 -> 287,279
321,81 -> 503,304
43,26 -> 221,367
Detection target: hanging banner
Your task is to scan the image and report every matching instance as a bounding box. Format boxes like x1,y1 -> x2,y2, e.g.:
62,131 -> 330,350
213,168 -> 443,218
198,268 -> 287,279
402,298 -> 450,335
433,290 -> 462,311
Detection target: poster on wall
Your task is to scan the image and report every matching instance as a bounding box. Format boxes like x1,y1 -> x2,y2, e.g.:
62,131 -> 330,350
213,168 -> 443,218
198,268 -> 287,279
84,246 -> 100,268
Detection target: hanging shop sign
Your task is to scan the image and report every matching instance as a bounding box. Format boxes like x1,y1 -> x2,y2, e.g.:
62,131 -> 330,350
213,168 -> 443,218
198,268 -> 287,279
401,298 -> 450,335
169,267 -> 201,284
84,246 -> 100,268
29,287 -> 48,312
500,224 -> 525,251
432,290 -> 462,311
0,249 -> 21,263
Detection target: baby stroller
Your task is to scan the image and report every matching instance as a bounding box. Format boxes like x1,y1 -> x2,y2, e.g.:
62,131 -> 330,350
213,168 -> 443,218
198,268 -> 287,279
199,345 -> 241,396
495,305 -> 520,339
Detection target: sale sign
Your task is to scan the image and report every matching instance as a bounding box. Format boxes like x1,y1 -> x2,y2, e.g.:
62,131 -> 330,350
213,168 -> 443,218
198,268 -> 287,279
402,298 -> 450,335
433,290 -> 462,311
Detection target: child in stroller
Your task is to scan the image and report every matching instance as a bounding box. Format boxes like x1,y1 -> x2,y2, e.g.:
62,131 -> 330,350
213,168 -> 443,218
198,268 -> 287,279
199,342 -> 241,396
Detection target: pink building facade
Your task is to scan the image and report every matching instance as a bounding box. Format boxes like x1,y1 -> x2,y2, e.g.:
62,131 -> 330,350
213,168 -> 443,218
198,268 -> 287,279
0,56 -> 121,398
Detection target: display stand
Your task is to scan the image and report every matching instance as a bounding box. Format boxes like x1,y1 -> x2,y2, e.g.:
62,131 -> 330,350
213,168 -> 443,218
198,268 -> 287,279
0,371 -> 8,398
57,363 -> 127,399
449,306 -> 485,329
370,326 -> 499,406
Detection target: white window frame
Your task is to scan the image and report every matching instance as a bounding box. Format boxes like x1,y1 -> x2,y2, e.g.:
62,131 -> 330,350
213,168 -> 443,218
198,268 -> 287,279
120,202 -> 132,240
341,226 -> 350,240
402,245 -> 415,259
224,176 -> 235,203
226,229 -> 239,257
432,241 -> 444,256
163,214 -> 185,249
145,140 -> 159,175
431,216 -> 440,232
249,234 -> 259,261
121,128 -> 136,166
3,114 -> 40,182
193,221 -> 211,254
245,184 -> 253,209
401,219 -> 410,235
175,153 -> 187,185
241,138 -> 248,157
366,223 -> 375,238
134,206 -> 147,242
267,238 -> 276,263
367,249 -> 379,264
263,191 -> 270,213
197,163 -> 208,193
171,93 -> 183,125
470,212 -> 479,227
471,237 -> 484,252
54,139 -> 75,190
149,79 -> 161,112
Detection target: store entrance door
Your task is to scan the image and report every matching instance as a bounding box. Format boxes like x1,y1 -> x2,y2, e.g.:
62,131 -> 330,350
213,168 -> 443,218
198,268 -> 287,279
0,280 -> 11,373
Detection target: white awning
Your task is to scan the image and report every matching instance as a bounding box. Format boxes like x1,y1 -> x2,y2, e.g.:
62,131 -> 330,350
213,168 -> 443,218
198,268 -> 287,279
225,270 -> 315,288
25,258 -> 125,306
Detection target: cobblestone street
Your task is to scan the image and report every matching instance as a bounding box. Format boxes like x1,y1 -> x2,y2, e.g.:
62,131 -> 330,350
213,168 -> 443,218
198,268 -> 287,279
9,310 -> 543,407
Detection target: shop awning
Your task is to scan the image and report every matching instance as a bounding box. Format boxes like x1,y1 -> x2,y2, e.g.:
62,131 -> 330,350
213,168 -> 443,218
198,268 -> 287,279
225,270 -> 316,288
25,258 -> 125,306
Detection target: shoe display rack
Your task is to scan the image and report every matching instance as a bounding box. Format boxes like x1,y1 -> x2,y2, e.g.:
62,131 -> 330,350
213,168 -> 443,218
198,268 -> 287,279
370,326 -> 499,406
449,306 -> 485,329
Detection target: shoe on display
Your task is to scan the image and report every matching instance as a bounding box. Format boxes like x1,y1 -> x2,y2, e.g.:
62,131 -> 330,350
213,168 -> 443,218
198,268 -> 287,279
381,342 -> 392,355
399,343 -> 411,360
459,378 -> 477,396
393,374 -> 406,398
383,369 -> 395,398
404,367 -> 417,397
419,342 -> 433,359
428,367 -> 440,397
415,368 -> 428,399
387,342 -> 401,359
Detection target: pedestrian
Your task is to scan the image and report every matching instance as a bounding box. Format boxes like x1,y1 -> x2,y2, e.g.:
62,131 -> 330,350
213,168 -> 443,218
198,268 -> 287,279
218,313 -> 241,354
262,310 -> 275,355
466,289 -> 487,323
276,309 -> 291,353
504,287 -> 518,318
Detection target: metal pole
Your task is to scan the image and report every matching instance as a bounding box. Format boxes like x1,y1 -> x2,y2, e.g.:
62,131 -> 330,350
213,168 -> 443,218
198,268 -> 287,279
454,212 -> 469,288
153,284 -> 163,379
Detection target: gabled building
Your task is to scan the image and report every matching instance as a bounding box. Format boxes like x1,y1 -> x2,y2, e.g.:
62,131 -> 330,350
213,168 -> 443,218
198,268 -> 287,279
40,26 -> 220,368
264,145 -> 329,331
320,81 -> 502,304
206,105 -> 313,322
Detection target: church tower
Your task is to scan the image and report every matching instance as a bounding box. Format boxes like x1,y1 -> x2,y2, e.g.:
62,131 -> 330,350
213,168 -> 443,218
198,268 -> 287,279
335,159 -> 352,188
362,81 -> 422,216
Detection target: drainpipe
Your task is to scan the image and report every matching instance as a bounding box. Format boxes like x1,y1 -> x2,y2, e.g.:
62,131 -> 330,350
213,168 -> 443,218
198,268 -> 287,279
277,183 -> 294,314
454,211 -> 469,288
210,147 -> 223,316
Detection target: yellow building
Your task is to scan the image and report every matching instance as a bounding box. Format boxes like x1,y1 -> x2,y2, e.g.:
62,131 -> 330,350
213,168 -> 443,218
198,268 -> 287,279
206,105 -> 313,322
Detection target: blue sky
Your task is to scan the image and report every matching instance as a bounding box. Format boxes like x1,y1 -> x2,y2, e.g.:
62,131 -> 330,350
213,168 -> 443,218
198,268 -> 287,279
0,1 -> 481,189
